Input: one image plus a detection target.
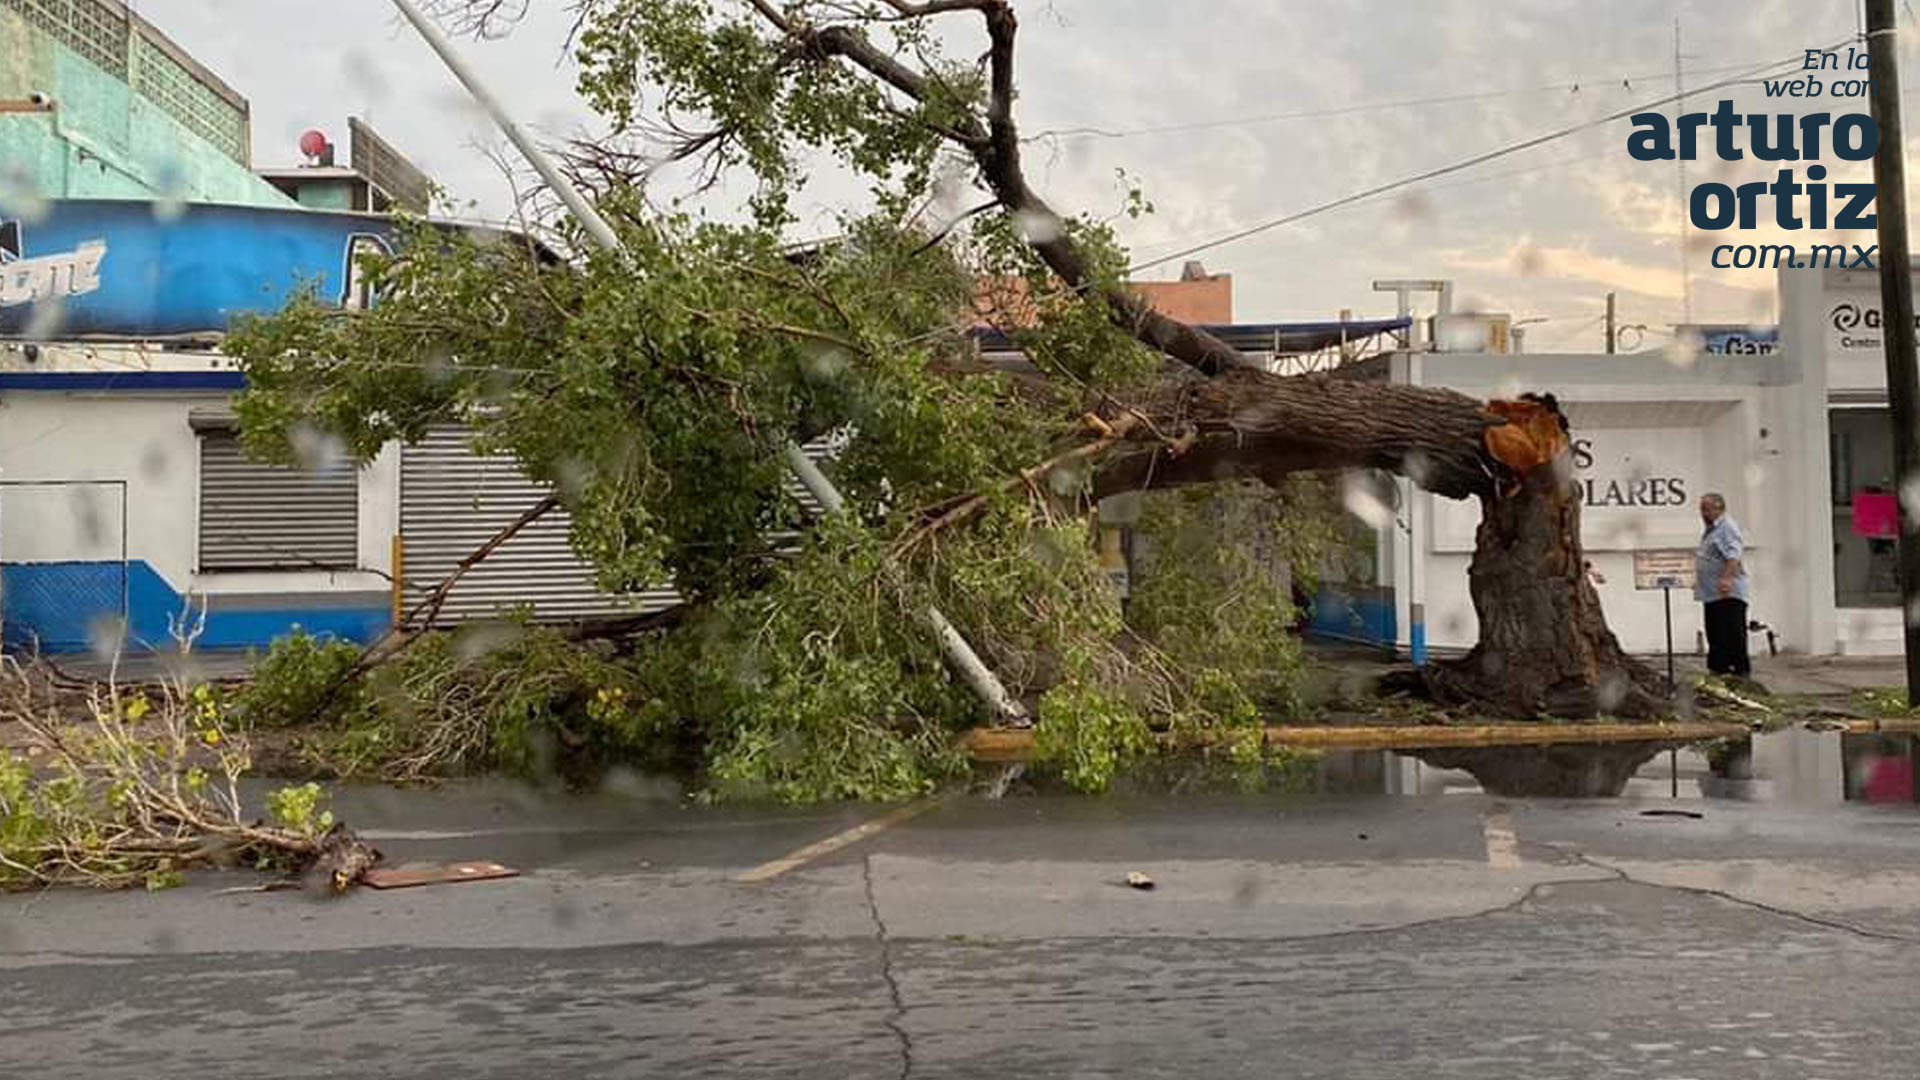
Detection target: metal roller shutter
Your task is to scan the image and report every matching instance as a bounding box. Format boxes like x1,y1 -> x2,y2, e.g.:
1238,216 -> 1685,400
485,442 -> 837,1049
400,428 -> 676,623
198,433 -> 359,571
400,428 -> 845,624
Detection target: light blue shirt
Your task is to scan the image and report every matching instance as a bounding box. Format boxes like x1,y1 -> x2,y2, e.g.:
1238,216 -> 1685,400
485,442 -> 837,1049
1695,514 -> 1750,603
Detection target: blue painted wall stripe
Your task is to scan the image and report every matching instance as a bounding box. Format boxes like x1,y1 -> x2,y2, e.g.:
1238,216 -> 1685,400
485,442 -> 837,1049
0,371 -> 247,391
1,560 -> 387,653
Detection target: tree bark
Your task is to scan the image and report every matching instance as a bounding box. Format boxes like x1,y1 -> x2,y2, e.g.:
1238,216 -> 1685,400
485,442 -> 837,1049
1096,383 -> 1668,720
1409,462 -> 1667,718
1091,368 -> 1498,501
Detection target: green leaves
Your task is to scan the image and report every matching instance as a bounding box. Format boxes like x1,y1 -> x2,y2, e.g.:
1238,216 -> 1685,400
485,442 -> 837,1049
575,0 -> 959,228
265,782 -> 334,839
1034,682 -> 1151,794
211,1 -> 1348,805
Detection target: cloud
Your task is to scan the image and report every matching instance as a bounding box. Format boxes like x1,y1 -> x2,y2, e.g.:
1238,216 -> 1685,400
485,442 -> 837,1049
129,0 -> 1872,331
1440,239 -> 1686,300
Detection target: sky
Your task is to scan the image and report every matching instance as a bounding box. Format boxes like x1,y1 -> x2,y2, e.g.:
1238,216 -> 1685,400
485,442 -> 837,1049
136,0 -> 1912,351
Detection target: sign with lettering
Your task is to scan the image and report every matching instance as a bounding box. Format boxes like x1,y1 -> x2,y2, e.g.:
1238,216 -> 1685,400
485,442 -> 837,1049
1632,549 -> 1696,590
0,200 -> 524,340
1680,324 -> 1778,355
1432,427 -> 1703,553
0,235 -> 107,309
1828,296 -> 1920,354
1570,437 -> 1689,508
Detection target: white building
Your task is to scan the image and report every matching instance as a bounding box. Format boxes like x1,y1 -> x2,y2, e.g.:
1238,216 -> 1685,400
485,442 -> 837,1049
0,197 -> 677,655
1376,264 -> 1910,661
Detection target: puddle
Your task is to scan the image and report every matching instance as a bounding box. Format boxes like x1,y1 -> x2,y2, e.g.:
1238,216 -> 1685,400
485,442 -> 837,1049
1081,728 -> 1920,804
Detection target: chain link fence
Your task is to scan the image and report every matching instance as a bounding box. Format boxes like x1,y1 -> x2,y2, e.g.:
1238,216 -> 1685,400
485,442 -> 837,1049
0,479 -> 129,654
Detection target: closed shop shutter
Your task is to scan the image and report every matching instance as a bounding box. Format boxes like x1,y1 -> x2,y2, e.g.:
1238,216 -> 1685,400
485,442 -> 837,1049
197,432 -> 359,571
400,428 -> 675,623
400,428 -> 845,624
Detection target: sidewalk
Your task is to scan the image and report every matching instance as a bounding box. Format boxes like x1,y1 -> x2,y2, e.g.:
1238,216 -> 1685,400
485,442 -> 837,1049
31,648 -> 259,685
1302,639 -> 1906,704
1667,651 -> 1903,698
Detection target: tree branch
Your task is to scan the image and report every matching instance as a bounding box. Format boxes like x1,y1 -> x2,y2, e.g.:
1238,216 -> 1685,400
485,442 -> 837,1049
880,0 -> 995,15
753,3 -> 1247,377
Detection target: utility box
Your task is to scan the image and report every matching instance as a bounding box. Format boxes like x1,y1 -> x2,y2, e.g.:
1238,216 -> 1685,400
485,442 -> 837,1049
1430,313 -> 1512,354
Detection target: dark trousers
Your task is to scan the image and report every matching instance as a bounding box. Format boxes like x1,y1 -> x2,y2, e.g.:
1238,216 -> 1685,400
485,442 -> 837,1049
1704,598 -> 1750,676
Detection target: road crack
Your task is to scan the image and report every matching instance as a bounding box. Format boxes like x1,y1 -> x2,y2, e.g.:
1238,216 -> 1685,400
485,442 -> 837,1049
1563,850 -> 1920,945
862,854 -> 914,1080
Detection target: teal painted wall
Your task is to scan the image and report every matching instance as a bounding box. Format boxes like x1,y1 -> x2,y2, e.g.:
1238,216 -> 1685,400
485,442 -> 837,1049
293,179 -> 357,211
0,7 -> 295,208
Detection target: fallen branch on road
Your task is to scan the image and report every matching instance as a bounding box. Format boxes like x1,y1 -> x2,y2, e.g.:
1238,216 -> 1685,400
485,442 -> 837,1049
0,645 -> 376,892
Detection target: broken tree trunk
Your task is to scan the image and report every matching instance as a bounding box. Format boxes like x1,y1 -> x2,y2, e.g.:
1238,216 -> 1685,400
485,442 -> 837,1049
1091,367 -> 1499,501
1091,384 -> 1667,721
1412,460 -> 1669,719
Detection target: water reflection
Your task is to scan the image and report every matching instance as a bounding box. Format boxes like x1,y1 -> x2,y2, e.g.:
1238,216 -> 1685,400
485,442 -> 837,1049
1305,727 -> 1920,805
1845,733 -> 1917,803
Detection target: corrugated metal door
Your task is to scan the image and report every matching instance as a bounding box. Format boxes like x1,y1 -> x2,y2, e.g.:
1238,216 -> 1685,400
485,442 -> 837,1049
198,433 -> 359,571
400,427 -> 677,623
399,428 -> 844,624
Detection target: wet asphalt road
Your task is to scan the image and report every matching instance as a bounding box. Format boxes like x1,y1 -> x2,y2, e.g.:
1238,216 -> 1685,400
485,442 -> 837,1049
6,787 -> 1920,1078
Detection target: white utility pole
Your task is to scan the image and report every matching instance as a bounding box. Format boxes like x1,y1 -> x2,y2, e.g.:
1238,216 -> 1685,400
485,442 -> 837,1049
388,0 -> 1026,720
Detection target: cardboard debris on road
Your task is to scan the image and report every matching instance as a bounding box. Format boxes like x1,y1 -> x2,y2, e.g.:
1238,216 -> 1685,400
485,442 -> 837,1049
361,861 -> 520,890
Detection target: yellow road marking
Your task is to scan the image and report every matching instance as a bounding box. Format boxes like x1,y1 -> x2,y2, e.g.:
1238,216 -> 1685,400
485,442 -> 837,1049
735,796 -> 947,883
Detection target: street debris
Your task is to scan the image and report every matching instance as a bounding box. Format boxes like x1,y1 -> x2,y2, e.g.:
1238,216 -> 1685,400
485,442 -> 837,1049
361,861 -> 520,890
1125,871 -> 1155,890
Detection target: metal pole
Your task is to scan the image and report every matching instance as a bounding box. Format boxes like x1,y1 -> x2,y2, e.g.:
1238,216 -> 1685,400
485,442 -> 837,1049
387,0 -> 619,253
387,0 -> 1024,720
1407,355 -> 1425,667
1673,19 -> 1693,326
119,480 -> 129,641
1866,0 -> 1920,705
1664,581 -> 1678,796
1663,584 -> 1675,694
1605,291 -> 1616,355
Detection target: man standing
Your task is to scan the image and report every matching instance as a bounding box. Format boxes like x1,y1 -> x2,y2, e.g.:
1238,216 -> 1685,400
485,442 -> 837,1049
1696,492 -> 1751,677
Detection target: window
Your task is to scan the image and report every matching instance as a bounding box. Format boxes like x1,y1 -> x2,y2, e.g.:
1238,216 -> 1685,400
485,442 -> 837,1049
196,428 -> 358,572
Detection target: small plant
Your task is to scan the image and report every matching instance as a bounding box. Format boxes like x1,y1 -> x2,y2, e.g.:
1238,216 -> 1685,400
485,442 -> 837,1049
233,629 -> 368,729
265,782 -> 335,838
0,653 -> 371,891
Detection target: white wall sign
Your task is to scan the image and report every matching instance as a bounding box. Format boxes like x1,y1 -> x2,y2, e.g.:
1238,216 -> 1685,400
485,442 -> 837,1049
1827,293 -> 1920,355
1433,429 -> 1702,553
0,241 -> 107,309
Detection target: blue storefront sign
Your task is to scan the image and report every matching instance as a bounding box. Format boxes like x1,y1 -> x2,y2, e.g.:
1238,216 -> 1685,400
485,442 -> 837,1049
0,199 -> 513,339
1688,324 -> 1779,355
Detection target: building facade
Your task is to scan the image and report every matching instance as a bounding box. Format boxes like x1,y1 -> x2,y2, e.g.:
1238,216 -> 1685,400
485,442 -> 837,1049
1375,264 -> 1912,661
0,1 -> 640,654
0,0 -> 293,207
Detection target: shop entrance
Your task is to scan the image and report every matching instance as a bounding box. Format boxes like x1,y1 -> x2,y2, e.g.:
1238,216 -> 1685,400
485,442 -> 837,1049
1830,406 -> 1903,609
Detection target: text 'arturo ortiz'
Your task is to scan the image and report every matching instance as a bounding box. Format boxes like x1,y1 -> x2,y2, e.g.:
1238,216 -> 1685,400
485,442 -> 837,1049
1625,47 -> 1880,233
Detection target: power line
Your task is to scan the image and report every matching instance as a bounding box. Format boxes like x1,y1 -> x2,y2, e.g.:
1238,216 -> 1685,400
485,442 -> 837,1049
1030,58 -> 1801,142
1123,42 -> 1844,277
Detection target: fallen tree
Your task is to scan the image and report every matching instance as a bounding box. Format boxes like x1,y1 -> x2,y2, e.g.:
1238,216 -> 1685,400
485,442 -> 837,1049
219,1 -> 1665,797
